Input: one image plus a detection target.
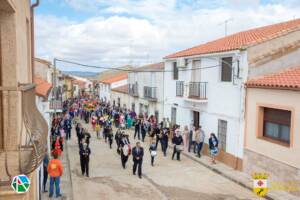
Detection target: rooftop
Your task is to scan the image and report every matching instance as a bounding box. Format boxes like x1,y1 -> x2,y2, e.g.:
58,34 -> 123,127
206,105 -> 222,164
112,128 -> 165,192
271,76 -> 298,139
246,66 -> 300,90
111,84 -> 129,94
165,18 -> 300,59
131,62 -> 164,72
34,77 -> 53,98
100,73 -> 128,84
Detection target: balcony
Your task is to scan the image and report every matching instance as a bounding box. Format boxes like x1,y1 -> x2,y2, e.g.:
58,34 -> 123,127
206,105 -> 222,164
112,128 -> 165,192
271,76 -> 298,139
129,83 -> 139,97
188,82 -> 207,99
143,86 -> 157,101
0,84 -> 48,183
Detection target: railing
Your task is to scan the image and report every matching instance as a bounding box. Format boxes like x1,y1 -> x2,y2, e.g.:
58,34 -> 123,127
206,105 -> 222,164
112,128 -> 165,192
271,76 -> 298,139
129,83 -> 139,97
50,99 -> 63,110
0,84 -> 48,181
188,82 -> 207,99
176,81 -> 184,97
143,86 -> 157,101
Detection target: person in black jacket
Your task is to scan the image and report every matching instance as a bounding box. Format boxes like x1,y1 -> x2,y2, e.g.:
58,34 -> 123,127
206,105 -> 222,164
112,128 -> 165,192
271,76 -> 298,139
149,140 -> 157,166
172,131 -> 183,161
79,143 -> 91,177
208,133 -> 219,164
115,129 -> 122,154
120,133 -> 130,169
160,128 -> 169,156
134,119 -> 141,140
132,141 -> 144,178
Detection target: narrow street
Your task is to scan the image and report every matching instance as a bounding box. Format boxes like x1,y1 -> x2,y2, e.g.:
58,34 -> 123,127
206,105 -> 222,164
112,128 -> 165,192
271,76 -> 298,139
65,121 -> 260,200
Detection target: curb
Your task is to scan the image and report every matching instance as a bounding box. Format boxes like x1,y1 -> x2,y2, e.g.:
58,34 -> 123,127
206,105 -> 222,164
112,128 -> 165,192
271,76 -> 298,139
169,144 -> 273,200
65,142 -> 74,200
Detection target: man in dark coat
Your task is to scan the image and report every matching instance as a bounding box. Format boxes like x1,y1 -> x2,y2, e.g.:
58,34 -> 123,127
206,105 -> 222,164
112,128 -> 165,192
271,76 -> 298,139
132,141 -> 144,178
79,143 -> 91,177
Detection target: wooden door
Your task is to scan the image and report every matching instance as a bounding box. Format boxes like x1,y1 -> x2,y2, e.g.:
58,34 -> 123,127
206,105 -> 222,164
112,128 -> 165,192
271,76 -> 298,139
193,111 -> 199,128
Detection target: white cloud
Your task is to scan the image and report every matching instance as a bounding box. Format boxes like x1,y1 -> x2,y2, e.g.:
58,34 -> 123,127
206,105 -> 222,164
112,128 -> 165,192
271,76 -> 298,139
35,0 -> 300,71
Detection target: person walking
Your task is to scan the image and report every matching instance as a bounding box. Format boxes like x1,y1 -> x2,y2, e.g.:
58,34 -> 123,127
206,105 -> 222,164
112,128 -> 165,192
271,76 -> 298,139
43,153 -> 49,193
120,133 -> 130,169
108,128 -> 113,149
209,133 -> 219,164
183,125 -> 189,152
149,140 -> 157,166
48,153 -> 63,198
189,125 -> 196,153
160,128 -> 169,156
132,141 -> 144,178
172,128 -> 183,161
134,119 -> 141,140
80,143 -> 91,177
196,126 -> 205,157
64,116 -> 72,140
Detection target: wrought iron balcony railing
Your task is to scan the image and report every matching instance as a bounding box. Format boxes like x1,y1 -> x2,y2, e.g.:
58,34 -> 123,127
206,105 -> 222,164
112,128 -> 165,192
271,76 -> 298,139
129,83 -> 139,97
0,84 -> 48,182
188,82 -> 208,99
144,86 -> 157,101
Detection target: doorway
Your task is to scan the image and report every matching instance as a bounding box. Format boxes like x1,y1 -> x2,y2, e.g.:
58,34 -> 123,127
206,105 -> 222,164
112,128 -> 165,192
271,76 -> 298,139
193,111 -> 200,128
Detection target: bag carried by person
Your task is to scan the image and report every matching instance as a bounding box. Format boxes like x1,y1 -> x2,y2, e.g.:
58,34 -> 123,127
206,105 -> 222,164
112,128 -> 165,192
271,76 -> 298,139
150,150 -> 157,157
122,144 -> 130,156
175,145 -> 184,152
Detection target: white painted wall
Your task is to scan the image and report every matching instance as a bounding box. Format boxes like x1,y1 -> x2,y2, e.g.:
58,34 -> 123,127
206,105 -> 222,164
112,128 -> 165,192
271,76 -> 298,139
128,68 -> 164,122
163,50 -> 247,158
99,79 -> 128,103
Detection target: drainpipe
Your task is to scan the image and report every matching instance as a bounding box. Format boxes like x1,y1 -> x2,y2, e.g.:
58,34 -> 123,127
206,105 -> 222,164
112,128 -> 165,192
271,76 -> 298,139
30,0 -> 40,83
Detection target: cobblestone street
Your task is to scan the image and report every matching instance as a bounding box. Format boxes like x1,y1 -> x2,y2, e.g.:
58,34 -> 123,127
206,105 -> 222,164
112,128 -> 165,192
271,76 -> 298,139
65,121 -> 261,200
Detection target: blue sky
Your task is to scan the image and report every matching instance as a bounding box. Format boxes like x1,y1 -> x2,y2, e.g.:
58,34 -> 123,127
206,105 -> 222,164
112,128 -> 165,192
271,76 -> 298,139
34,0 -> 300,72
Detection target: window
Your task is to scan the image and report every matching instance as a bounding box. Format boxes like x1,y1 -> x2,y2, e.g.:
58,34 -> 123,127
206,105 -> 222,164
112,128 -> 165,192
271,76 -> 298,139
221,57 -> 232,82
262,108 -> 291,144
139,103 -> 143,114
155,110 -> 159,122
173,62 -> 178,80
132,103 -> 135,112
218,119 -> 227,151
176,81 -> 184,96
171,107 -> 177,125
117,97 -> 121,107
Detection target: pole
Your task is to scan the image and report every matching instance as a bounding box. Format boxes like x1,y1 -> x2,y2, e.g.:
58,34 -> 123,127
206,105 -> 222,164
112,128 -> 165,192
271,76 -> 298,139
53,58 -> 57,116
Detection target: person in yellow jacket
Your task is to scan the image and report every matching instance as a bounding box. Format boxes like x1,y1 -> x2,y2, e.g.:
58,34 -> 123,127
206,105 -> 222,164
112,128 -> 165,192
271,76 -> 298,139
47,153 -> 63,198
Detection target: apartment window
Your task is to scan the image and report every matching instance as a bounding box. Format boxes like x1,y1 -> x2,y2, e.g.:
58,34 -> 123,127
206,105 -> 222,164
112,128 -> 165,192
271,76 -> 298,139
173,62 -> 178,80
218,119 -> 227,151
171,107 -> 177,125
132,103 -> 135,112
221,57 -> 232,82
262,108 -> 291,144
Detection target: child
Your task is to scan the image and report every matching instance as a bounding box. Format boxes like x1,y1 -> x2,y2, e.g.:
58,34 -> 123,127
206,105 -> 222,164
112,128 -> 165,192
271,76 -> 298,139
149,140 -> 157,166
95,122 -> 101,139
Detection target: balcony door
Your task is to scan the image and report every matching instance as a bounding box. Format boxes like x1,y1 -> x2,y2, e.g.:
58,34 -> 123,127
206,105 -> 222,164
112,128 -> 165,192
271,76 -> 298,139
193,111 -> 200,128
191,60 -> 201,82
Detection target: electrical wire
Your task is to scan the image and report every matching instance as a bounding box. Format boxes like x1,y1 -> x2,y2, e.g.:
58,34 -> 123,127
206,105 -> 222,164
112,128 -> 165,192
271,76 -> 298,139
54,58 -> 237,73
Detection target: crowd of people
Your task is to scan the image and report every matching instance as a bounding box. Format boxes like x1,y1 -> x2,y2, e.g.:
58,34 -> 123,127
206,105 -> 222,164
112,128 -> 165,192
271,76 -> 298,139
42,95 -> 219,198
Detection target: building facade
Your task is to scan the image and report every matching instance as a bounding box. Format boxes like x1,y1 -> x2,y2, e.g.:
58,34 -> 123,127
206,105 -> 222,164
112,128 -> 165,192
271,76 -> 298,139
99,73 -> 128,103
244,67 -> 300,196
128,62 -> 164,122
0,1 -> 48,199
163,19 -> 300,170
111,84 -> 130,109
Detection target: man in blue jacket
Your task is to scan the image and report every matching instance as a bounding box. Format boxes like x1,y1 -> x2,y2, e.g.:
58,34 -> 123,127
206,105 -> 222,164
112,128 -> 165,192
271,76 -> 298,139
132,141 -> 144,178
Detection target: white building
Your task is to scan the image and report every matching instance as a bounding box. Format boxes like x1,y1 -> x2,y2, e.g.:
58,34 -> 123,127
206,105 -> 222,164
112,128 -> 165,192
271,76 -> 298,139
111,84 -> 130,109
163,19 -> 300,170
99,73 -> 128,103
128,62 -> 164,122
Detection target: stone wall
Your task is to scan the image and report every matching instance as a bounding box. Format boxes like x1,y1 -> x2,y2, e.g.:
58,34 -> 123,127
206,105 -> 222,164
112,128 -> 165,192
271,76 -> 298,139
244,148 -> 300,196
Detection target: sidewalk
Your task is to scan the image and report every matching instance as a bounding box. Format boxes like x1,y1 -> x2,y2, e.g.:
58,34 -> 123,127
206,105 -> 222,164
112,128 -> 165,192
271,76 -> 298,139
174,144 -> 299,200
42,142 -> 74,200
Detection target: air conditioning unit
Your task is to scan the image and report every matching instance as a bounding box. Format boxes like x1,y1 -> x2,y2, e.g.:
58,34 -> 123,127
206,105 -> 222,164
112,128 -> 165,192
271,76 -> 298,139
177,58 -> 187,68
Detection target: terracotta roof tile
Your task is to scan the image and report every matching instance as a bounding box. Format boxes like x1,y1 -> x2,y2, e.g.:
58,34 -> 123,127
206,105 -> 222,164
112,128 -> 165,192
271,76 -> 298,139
111,84 -> 129,94
165,18 -> 300,59
246,66 -> 300,90
100,73 -> 128,84
132,62 -> 164,72
34,77 -> 53,98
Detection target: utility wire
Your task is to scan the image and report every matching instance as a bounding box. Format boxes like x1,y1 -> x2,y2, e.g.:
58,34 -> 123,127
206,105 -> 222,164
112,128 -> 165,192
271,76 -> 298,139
55,58 -> 237,73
